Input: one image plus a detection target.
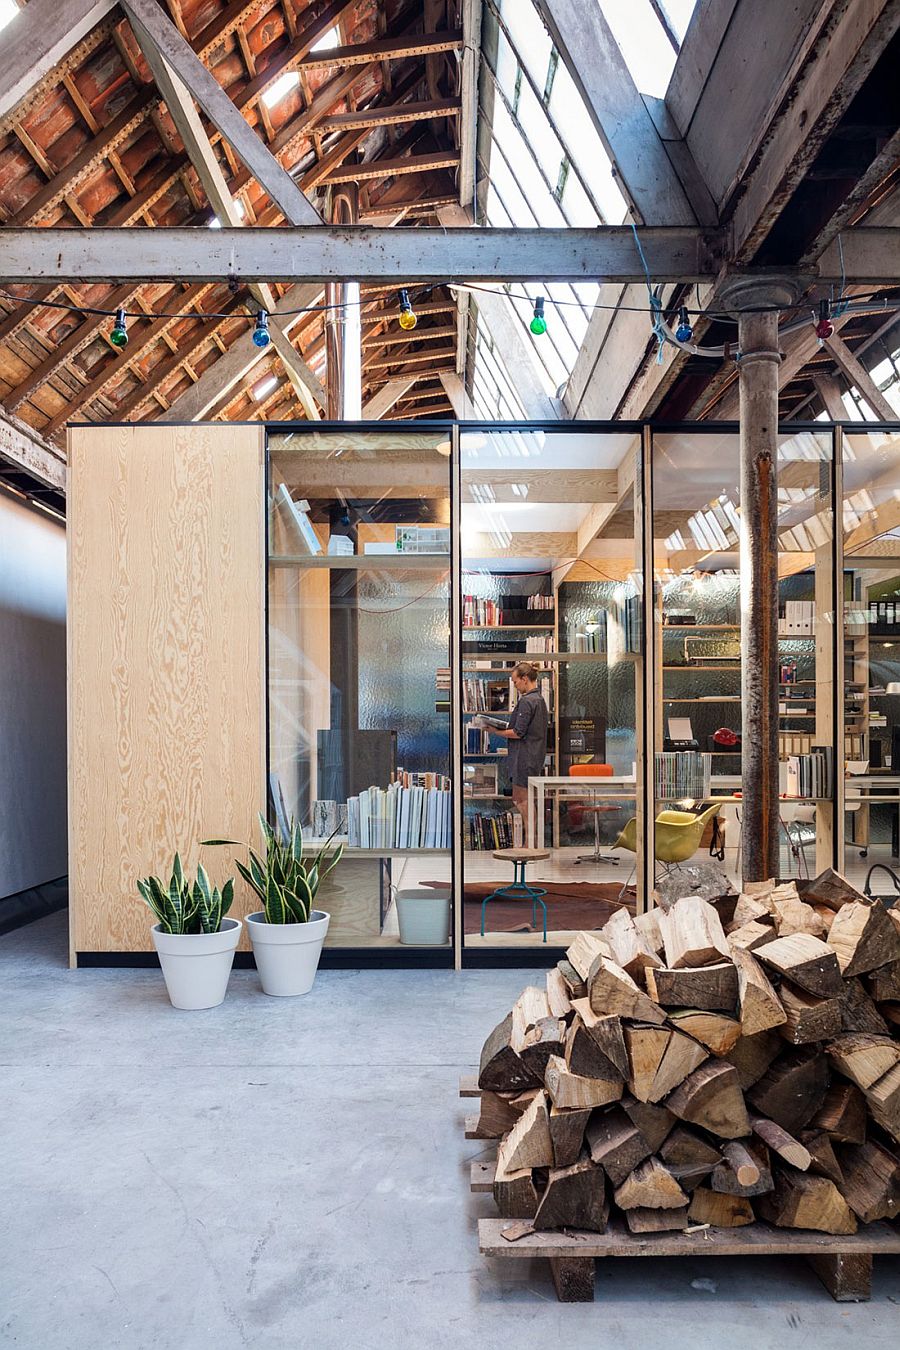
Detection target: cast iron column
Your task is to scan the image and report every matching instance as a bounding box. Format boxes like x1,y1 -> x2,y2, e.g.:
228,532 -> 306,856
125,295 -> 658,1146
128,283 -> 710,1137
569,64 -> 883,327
724,278 -> 800,883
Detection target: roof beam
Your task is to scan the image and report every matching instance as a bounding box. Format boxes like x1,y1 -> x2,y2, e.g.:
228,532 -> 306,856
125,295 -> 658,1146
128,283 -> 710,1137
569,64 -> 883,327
0,0 -> 116,123
534,0 -> 696,225
0,225 -> 727,284
318,98 -> 461,132
119,0 -> 321,226
0,409 -> 66,492
297,30 -> 463,71
362,377 -> 419,419
823,332 -> 896,422
157,285 -> 322,422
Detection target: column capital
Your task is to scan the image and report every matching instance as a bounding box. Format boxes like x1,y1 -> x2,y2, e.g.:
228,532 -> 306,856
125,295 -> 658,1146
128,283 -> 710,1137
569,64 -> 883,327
717,272 -> 804,317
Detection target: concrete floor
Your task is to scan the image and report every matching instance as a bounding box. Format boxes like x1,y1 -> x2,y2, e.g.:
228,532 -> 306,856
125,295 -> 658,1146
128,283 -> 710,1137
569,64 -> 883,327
2,913 -> 899,1350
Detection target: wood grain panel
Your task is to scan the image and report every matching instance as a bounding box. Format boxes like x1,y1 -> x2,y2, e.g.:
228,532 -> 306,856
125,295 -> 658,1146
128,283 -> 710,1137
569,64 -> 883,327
67,423 -> 265,957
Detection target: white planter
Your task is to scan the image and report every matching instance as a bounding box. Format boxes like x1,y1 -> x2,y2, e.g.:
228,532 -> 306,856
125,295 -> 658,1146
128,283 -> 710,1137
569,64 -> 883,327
150,918 -> 242,1010
246,909 -> 330,996
396,888 -> 451,946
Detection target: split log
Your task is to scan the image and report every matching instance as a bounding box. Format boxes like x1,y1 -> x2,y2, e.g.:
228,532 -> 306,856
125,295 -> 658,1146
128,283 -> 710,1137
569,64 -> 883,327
468,1091 -> 522,1139
479,1013 -> 539,1092
496,1091 -> 553,1174
771,894 -> 826,938
660,896 -> 730,969
613,1157 -> 687,1210
749,1115 -> 811,1169
731,946 -> 787,1036
566,933 -> 612,983
757,933 -> 843,997
585,1106 -> 652,1186
624,1025 -> 671,1102
569,1000 -> 629,1077
711,1140 -> 773,1197
625,1206 -> 688,1233
840,978 -> 889,1036
778,984 -> 842,1045
565,1017 -> 623,1081
865,959 -> 900,1003
645,961 -> 738,1011
557,958 -> 586,999
493,1158 -> 539,1219
866,1061 -> 900,1142
546,967 -> 573,1020
798,1130 -> 844,1186
549,1104 -> 591,1169
837,1139 -> 900,1222
809,1082 -> 867,1144
621,1096 -> 676,1153
800,869 -> 865,912
883,1003 -> 900,1030
634,907 -> 665,956
510,986 -> 551,1050
667,1010 -> 742,1056
518,1017 -> 567,1079
665,1060 -> 750,1138
756,1167 -> 857,1234
534,1157 -> 608,1232
648,1031 -> 708,1103
544,1054 -> 623,1111
602,908 -> 662,980
659,1126 -> 721,1189
687,1187 -> 754,1226
747,1047 -> 829,1134
586,955 -> 667,1024
826,1032 -> 900,1091
727,919 -> 778,953
730,893 -> 774,928
827,899 -> 900,976
725,1028 -> 783,1089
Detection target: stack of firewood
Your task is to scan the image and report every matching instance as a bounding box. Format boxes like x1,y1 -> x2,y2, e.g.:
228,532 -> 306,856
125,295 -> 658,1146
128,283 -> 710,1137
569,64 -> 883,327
475,870 -> 900,1235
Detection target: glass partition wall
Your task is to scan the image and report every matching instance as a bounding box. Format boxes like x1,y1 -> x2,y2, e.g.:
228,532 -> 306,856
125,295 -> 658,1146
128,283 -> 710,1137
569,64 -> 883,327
265,420 -> 898,964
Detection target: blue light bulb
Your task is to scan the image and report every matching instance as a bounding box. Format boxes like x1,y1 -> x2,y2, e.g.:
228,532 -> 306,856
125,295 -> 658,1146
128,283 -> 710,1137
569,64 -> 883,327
252,311 -> 270,348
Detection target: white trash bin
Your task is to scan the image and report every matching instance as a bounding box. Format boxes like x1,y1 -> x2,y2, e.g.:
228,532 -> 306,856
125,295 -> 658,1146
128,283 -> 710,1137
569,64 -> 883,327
396,887 -> 451,946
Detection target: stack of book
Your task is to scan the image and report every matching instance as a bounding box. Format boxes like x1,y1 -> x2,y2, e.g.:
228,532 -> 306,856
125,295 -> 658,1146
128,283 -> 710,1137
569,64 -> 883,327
524,635 -> 554,653
462,676 -> 510,713
466,809 -> 524,851
463,596 -> 501,627
779,747 -> 833,798
347,780 -> 452,849
778,600 -> 815,634
570,613 -> 608,653
465,726 -> 505,754
655,751 -> 712,800
615,593 -> 642,653
526,594 -> 554,611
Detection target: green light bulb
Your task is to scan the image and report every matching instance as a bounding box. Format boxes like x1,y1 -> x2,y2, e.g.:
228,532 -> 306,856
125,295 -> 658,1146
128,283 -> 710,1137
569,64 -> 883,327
110,307 -> 128,349
530,296 -> 546,336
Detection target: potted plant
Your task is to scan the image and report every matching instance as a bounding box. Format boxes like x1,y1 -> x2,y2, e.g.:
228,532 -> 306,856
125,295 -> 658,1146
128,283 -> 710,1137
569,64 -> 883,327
137,855 -> 240,1010
205,814 -> 343,997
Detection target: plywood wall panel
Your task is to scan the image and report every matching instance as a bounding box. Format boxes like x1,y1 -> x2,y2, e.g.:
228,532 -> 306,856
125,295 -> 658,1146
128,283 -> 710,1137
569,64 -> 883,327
68,423 -> 265,956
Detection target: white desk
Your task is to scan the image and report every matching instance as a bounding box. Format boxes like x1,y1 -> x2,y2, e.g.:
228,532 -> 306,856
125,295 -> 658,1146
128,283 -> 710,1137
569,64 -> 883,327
526,775 -> 636,849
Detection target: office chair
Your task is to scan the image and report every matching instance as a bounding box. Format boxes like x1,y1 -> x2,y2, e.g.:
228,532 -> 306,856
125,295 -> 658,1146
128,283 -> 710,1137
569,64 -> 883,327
568,764 -> 620,866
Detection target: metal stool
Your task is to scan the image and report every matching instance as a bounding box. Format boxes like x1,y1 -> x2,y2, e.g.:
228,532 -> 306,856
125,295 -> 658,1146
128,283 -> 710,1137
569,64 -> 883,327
481,848 -> 551,942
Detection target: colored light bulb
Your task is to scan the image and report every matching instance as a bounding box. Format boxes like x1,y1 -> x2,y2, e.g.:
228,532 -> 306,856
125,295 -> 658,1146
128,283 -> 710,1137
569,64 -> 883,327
530,296 -> 547,336
110,307 -> 128,349
815,299 -> 834,341
675,305 -> 693,343
398,289 -> 417,330
252,311 -> 271,348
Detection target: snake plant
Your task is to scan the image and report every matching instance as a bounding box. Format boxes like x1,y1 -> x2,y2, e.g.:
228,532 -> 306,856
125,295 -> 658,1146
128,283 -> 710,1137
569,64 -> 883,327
204,813 -> 343,924
137,853 -> 234,934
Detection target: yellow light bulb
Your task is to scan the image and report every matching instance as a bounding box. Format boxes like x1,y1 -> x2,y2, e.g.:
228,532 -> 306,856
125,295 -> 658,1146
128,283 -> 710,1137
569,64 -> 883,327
399,309 -> 417,331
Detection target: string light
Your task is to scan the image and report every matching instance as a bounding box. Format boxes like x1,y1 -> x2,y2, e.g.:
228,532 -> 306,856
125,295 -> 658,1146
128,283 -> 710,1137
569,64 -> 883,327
815,298 -> 834,341
252,310 -> 270,348
398,288 -> 417,330
109,307 -> 128,349
675,305 -> 693,343
529,296 -> 547,336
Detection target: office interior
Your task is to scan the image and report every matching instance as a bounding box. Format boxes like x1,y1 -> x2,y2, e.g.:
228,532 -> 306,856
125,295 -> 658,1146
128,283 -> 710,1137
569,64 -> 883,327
263,420 -> 900,961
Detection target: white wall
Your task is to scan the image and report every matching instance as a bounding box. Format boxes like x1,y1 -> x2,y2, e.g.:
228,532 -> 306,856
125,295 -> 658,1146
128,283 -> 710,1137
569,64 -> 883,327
0,491 -> 67,897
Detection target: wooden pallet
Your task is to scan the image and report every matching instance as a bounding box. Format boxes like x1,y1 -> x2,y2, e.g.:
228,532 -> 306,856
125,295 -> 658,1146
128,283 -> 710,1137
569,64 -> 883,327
477,1216 -> 900,1303
462,1081 -> 900,1305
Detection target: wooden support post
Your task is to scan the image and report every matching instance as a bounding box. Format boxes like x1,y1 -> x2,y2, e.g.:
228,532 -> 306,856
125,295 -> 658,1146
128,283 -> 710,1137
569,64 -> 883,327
725,278 -> 801,883
805,1251 -> 872,1302
548,1255 -> 595,1302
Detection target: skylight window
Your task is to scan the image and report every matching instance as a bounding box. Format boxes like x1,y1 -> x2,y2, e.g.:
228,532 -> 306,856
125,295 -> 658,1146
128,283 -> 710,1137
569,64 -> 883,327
262,71 -> 300,109
311,25 -> 339,52
0,0 -> 20,33
253,374 -> 279,401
